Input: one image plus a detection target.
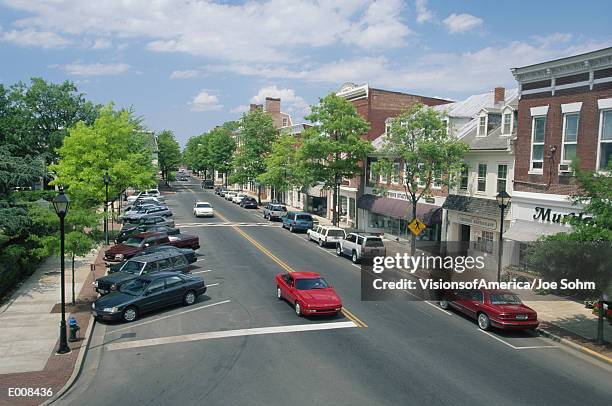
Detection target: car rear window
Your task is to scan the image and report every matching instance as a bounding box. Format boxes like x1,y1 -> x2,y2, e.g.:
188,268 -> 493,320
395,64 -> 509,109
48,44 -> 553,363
296,214 -> 312,221
327,229 -> 345,237
490,293 -> 522,305
272,205 -> 286,211
365,238 -> 384,247
196,203 -> 211,208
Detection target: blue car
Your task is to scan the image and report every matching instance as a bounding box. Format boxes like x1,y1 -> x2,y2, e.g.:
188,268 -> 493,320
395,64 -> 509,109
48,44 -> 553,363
282,212 -> 314,232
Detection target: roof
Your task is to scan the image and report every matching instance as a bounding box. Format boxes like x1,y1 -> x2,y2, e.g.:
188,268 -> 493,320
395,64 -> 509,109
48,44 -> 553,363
128,251 -> 183,263
291,272 -> 321,279
460,125 -> 514,151
433,89 -> 518,118
442,194 -> 506,218
357,194 -> 440,220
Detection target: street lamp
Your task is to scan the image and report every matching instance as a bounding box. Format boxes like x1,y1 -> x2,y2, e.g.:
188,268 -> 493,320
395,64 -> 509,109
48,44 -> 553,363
52,188 -> 71,354
103,172 -> 111,245
496,191 -> 511,283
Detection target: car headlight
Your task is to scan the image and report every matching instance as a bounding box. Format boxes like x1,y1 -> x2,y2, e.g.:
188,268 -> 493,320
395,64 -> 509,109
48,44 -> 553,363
110,284 -> 117,291
103,307 -> 119,313
93,280 -> 98,287
115,254 -> 124,260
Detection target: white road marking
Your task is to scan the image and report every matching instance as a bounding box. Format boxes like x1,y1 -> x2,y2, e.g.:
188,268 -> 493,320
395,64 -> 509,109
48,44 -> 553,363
196,258 -> 206,262
478,329 -> 557,350
191,269 -> 212,274
205,283 -> 219,287
107,321 -> 358,351
424,300 -> 453,315
110,299 -> 231,334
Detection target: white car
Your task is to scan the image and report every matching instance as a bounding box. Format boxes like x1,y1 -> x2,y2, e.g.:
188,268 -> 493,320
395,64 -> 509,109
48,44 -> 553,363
193,202 -> 214,217
224,191 -> 237,201
307,225 -> 346,247
232,194 -> 246,204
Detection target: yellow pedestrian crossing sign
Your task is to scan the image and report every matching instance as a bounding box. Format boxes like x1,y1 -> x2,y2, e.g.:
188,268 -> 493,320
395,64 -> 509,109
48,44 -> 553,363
408,218 -> 426,236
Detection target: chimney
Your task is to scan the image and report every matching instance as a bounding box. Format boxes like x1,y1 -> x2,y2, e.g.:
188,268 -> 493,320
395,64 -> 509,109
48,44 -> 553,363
265,97 -> 281,113
494,87 -> 505,104
249,103 -> 262,111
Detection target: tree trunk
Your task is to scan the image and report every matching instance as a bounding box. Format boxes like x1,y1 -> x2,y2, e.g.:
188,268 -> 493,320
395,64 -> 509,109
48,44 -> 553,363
411,197 -> 417,256
332,175 -> 339,226
257,184 -> 262,205
71,254 -> 75,306
597,299 -> 605,345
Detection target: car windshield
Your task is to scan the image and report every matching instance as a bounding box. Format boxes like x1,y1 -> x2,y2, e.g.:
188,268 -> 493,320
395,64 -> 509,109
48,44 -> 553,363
296,214 -> 312,221
196,203 -> 211,208
365,238 -> 384,247
120,261 -> 145,274
119,278 -> 150,295
295,277 -> 329,290
490,293 -> 522,305
327,230 -> 345,237
124,237 -> 144,247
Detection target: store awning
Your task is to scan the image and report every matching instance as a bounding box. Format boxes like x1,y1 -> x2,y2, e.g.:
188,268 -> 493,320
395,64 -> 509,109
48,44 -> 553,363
357,194 -> 439,221
503,219 -> 571,241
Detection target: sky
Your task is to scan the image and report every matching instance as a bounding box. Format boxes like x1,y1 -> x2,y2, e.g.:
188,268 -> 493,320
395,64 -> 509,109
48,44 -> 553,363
1,0 -> 611,147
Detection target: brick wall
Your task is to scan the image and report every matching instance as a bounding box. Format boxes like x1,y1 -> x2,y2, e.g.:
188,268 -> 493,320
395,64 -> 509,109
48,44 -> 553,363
514,86 -> 612,195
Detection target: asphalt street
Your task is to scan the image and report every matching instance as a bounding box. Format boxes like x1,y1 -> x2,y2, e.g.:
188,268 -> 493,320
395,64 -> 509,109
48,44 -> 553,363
59,179 -> 612,406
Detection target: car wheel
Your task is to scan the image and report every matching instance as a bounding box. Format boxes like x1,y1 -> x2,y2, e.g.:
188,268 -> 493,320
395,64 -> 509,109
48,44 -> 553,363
295,301 -> 302,317
319,239 -> 324,247
184,290 -> 197,306
477,313 -> 491,330
123,306 -> 138,322
439,300 -> 449,310
336,244 -> 342,256
352,251 -> 359,264
277,286 -> 282,300
289,225 -> 294,232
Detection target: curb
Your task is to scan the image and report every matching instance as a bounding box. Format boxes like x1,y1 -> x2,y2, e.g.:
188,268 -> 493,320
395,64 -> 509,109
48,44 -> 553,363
41,315 -> 96,406
537,327 -> 612,366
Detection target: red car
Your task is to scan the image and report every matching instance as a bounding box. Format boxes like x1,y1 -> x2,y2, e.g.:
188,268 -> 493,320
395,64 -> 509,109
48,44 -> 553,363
275,272 -> 342,316
440,289 -> 539,331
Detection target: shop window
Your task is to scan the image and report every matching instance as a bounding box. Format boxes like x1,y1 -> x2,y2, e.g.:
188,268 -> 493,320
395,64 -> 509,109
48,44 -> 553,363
476,230 -> 494,254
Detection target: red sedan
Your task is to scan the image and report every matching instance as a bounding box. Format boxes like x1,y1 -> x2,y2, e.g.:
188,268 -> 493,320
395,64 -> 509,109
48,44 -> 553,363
440,289 -> 539,331
275,272 -> 342,316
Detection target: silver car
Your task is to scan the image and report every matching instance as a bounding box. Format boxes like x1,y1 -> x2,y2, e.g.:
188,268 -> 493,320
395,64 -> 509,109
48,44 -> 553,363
336,233 -> 386,264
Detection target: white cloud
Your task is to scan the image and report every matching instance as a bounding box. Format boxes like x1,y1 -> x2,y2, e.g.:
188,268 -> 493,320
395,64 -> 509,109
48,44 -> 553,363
189,91 -> 223,112
251,85 -> 310,115
443,13 -> 483,33
230,105 -> 249,114
415,0 -> 434,24
170,69 -> 200,79
2,0 -> 411,61
55,62 -> 131,76
0,27 -> 70,48
91,38 -> 112,49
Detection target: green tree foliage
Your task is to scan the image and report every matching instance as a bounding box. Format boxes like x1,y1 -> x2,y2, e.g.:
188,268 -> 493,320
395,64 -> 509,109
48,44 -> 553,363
208,127 -> 236,178
0,145 -> 46,197
372,103 -> 468,254
299,93 -> 372,225
229,109 -> 276,203
258,134 -> 301,199
157,130 -> 182,185
49,104 -> 157,208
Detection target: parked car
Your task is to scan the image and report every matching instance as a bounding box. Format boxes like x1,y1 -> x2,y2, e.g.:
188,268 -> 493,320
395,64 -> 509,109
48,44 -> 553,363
122,206 -> 173,223
116,224 -> 180,244
281,212 -> 314,232
95,250 -> 191,295
104,231 -> 200,263
125,196 -> 164,209
217,187 -> 229,196
224,191 -> 238,201
202,179 -> 214,189
307,225 -> 346,247
263,203 -> 287,221
178,175 -> 188,181
275,272 -> 342,317
134,215 -> 175,228
123,203 -> 169,217
107,245 -> 197,273
193,201 -> 214,217
92,272 -> 207,322
439,289 -> 539,331
232,194 -> 246,204
126,189 -> 164,204
240,196 -> 258,209
336,233 -> 386,264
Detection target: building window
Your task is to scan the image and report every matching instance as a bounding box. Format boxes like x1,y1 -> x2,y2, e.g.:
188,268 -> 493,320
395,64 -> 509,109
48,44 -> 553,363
530,116 -> 546,171
497,164 -> 507,193
460,165 -> 468,190
478,230 -> 494,254
503,112 -> 512,134
477,163 -> 487,192
368,159 -> 378,182
478,116 -> 486,135
385,123 -> 391,135
282,117 -> 288,126
599,110 -> 612,170
391,162 -> 400,184
562,113 -> 579,162
488,114 -> 501,133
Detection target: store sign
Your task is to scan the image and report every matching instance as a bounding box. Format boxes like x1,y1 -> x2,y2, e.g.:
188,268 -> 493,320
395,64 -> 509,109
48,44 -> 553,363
458,215 -> 497,230
532,206 -> 592,224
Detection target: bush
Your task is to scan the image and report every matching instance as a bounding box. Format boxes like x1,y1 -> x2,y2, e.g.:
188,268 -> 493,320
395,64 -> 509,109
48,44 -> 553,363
0,242 -> 44,298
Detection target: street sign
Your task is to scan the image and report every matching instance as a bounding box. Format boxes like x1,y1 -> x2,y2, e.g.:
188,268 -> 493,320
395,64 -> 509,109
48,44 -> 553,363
408,218 -> 426,236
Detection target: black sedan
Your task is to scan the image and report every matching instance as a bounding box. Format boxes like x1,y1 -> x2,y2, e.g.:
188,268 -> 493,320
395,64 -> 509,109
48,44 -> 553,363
92,272 -> 207,322
240,197 -> 258,209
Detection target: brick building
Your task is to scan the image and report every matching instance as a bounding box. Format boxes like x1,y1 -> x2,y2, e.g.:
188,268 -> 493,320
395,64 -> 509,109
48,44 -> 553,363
335,83 -> 452,230
504,46 -> 612,266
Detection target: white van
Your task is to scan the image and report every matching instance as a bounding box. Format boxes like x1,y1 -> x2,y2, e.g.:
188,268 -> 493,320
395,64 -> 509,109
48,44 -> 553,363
307,225 -> 346,247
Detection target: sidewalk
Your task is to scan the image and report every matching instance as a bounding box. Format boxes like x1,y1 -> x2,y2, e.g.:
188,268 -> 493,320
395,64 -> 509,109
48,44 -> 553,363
0,247 -> 104,406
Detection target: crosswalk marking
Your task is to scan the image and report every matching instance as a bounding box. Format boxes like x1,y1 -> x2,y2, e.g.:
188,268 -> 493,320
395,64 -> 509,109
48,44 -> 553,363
177,222 -> 281,228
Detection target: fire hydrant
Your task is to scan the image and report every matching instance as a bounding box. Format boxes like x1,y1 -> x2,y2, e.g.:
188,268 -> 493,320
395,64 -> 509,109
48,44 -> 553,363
68,316 -> 80,342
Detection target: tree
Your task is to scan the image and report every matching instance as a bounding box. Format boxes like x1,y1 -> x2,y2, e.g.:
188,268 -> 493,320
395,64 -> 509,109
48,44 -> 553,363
65,231 -> 96,304
258,134 -> 301,202
229,109 -> 276,203
527,163 -> 612,344
207,127 -> 236,184
0,145 -> 46,197
157,130 -> 182,186
372,103 -> 468,254
299,93 -> 372,226
49,104 -> 157,208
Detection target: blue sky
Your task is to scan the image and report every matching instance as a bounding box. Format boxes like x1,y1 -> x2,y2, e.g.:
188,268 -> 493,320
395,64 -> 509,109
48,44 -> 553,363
1,0 -> 611,146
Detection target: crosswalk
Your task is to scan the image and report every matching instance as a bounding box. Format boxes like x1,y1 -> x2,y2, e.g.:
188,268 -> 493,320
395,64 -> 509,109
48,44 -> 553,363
176,222 -> 281,228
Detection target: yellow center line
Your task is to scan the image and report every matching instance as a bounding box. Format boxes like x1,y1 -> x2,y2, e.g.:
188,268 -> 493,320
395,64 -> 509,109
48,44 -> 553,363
185,185 -> 367,328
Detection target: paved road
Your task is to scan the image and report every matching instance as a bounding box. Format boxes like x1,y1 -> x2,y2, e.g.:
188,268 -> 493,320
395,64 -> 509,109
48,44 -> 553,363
60,180 -> 612,406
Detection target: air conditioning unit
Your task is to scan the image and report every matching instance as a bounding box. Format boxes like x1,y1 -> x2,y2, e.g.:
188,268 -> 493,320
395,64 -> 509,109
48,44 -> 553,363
558,163 -> 573,175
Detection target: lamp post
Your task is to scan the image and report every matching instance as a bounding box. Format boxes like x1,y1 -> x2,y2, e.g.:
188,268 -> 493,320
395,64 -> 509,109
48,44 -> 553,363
496,191 -> 511,283
103,172 -> 111,245
52,188 -> 71,354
